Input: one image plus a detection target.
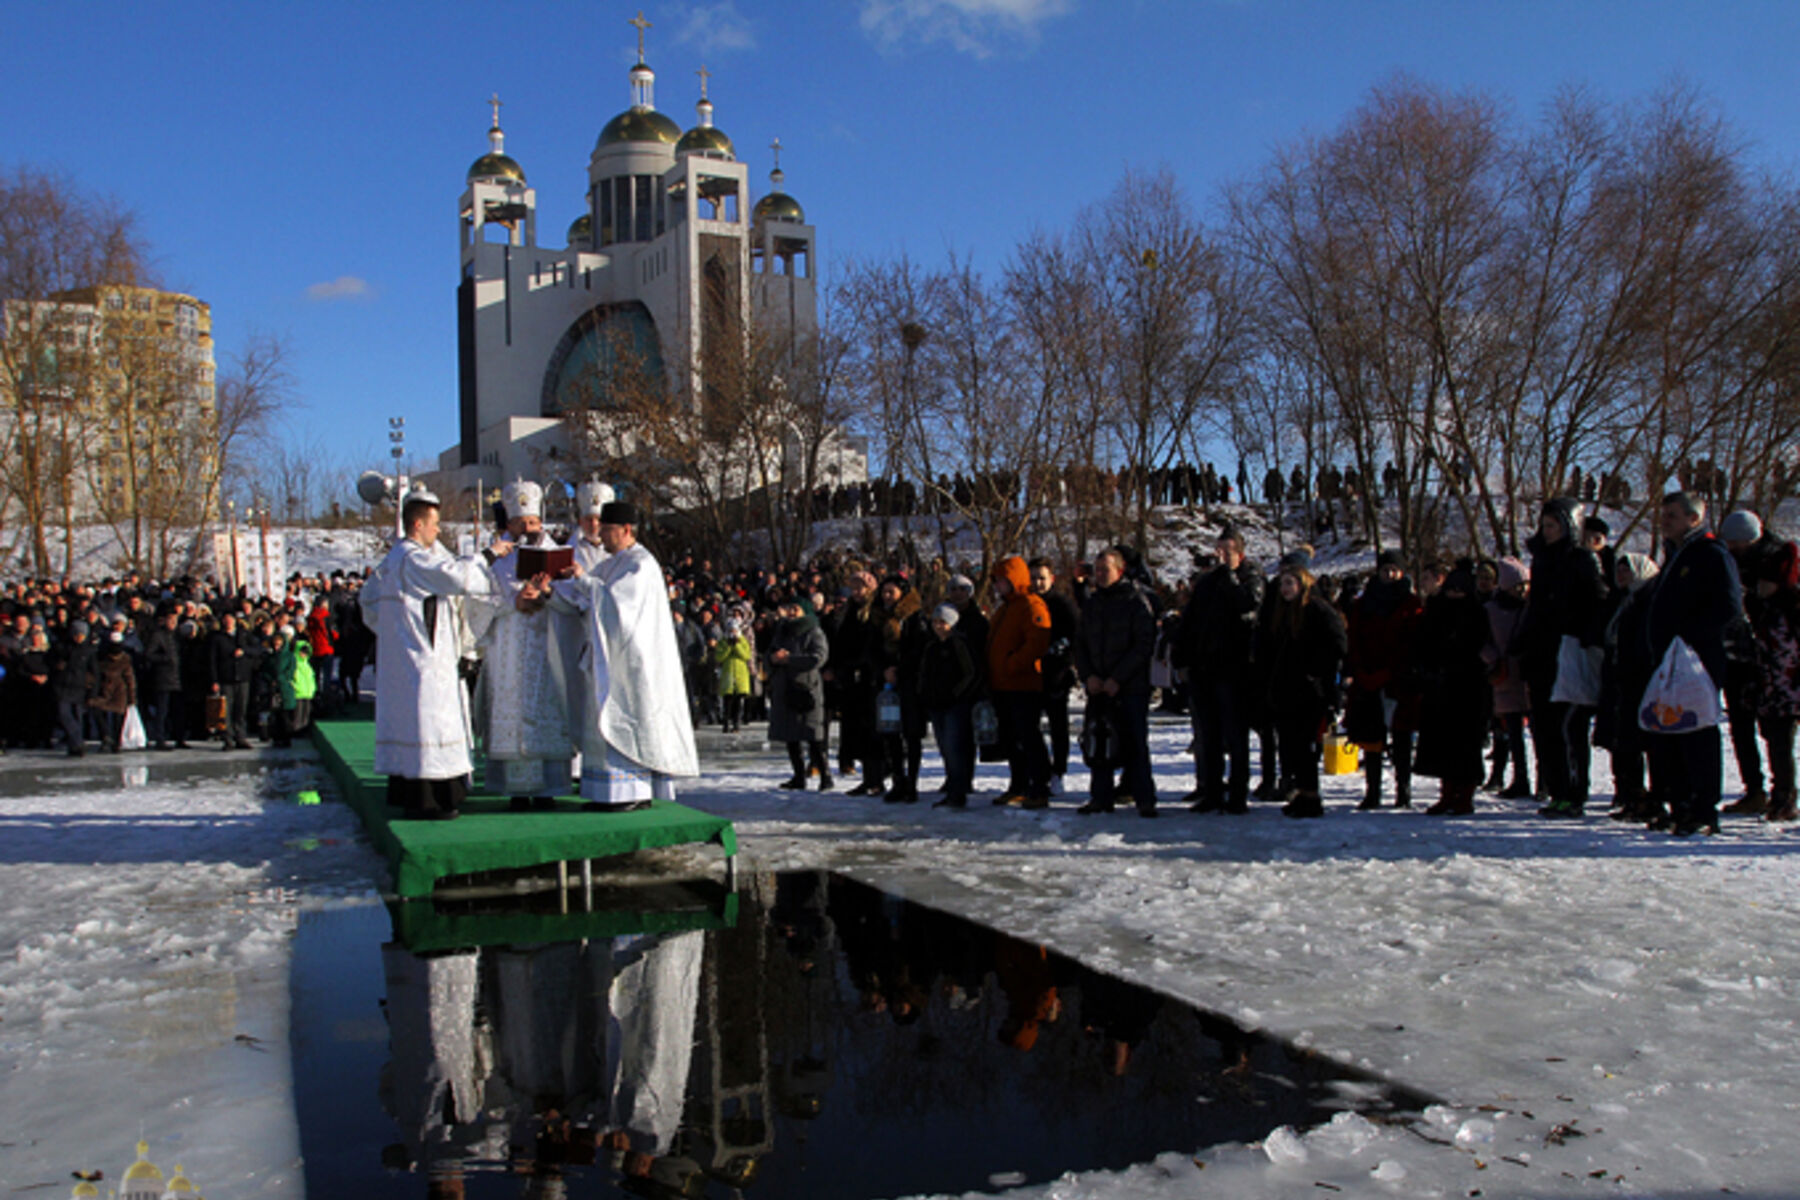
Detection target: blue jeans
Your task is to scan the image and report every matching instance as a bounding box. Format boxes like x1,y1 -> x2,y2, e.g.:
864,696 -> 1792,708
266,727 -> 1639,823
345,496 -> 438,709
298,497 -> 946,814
929,702 -> 975,799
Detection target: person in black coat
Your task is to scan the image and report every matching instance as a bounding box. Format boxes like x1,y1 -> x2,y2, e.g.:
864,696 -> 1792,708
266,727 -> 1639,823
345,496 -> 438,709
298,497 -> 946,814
141,607 -> 183,751
827,571 -> 886,795
177,619 -> 209,747
1643,492 -> 1744,835
917,604 -> 983,808
1029,558 -> 1081,787
1412,568 -> 1495,815
1074,550 -> 1159,817
1257,563 -> 1348,819
1176,529 -> 1263,813
875,577 -> 932,803
50,621 -> 98,756
1596,554 -> 1663,824
1517,497 -> 1610,816
1720,509 -> 1776,813
207,612 -> 257,750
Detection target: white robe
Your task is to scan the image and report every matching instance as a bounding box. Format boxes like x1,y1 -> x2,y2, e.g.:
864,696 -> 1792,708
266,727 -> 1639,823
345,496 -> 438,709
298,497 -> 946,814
361,537 -> 496,780
552,542 -> 698,801
604,931 -> 703,1152
473,551 -> 574,795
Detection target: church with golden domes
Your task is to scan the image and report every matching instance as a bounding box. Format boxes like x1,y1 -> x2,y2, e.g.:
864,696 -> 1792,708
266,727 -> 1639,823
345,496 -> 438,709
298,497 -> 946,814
80,1138 -> 201,1200
433,10 -> 836,504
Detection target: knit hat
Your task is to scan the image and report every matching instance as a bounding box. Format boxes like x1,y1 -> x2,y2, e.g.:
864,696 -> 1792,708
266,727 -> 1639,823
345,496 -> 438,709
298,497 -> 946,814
1720,511 -> 1763,544
1376,549 -> 1404,570
931,603 -> 960,627
1279,549 -> 1313,572
948,574 -> 975,593
70,620 -> 89,637
1582,514 -> 1612,538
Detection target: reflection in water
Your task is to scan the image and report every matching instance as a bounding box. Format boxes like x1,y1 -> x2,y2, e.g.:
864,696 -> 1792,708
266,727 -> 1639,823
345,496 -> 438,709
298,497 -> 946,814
293,873 -> 1431,1197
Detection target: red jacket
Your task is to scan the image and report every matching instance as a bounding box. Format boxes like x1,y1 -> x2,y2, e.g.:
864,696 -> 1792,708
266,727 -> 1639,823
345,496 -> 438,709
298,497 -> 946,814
986,557 -> 1051,692
306,603 -> 337,658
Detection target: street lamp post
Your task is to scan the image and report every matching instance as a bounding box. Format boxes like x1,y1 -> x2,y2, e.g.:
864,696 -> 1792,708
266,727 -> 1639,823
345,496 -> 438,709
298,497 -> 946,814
388,417 -> 407,536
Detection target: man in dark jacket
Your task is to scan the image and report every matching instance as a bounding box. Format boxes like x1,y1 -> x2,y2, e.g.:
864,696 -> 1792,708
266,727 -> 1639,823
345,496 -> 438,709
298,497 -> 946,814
208,612 -> 257,750
1178,529 -> 1263,813
1720,509 -> 1774,813
142,607 -> 183,751
1029,558 -> 1081,789
1644,492 -> 1744,836
51,621 -> 97,756
1075,549 -> 1159,817
1517,498 -> 1610,816
826,571 -> 886,795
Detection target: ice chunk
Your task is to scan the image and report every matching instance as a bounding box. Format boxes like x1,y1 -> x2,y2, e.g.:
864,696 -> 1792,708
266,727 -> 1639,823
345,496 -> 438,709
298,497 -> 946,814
1262,1125 -> 1309,1165
1308,1110 -> 1379,1158
1454,1117 -> 1496,1148
1372,1159 -> 1407,1182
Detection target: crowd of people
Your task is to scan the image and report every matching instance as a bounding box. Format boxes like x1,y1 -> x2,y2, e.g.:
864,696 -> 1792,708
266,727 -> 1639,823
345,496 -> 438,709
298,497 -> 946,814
0,569 -> 370,757
662,492 -> 1795,837
4,488 -> 1792,841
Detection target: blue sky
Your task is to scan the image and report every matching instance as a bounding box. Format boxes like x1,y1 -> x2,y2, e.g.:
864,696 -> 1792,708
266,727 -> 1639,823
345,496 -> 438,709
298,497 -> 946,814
12,0 -> 1800,473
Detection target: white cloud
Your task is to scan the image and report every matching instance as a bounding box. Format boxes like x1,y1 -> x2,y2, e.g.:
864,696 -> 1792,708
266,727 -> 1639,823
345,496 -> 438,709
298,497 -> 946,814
859,0 -> 1074,58
674,2 -> 757,57
305,275 -> 373,303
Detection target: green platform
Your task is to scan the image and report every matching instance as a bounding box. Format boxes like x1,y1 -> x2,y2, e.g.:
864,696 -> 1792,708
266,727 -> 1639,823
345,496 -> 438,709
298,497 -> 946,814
310,715 -> 737,900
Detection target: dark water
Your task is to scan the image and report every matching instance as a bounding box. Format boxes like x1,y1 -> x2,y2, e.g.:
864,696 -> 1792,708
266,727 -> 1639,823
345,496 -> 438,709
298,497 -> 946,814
291,872 -> 1432,1198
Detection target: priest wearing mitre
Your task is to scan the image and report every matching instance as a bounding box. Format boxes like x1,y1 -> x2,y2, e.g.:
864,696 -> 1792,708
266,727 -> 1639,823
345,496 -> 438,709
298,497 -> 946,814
552,499 -> 698,811
473,479 -> 577,810
572,480 -> 615,573
360,484 -> 499,820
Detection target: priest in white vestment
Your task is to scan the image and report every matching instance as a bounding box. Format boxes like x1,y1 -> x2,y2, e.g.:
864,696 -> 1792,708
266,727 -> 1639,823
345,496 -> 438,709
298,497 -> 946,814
475,479 -> 576,809
571,481 -> 614,574
551,500 -> 698,811
360,486 -> 498,819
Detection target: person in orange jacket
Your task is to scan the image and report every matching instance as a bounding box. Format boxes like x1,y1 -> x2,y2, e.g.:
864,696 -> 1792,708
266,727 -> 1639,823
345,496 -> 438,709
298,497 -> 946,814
987,555 -> 1054,807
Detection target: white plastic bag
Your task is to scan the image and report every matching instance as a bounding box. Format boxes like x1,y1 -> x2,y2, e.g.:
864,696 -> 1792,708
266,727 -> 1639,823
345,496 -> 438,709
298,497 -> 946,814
1550,634 -> 1602,707
1638,637 -> 1722,734
120,704 -> 148,751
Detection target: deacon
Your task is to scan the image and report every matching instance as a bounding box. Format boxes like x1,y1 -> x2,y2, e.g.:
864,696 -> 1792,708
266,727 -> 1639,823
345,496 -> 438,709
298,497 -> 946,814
476,479 -> 576,810
553,499 -> 698,811
360,484 -> 498,820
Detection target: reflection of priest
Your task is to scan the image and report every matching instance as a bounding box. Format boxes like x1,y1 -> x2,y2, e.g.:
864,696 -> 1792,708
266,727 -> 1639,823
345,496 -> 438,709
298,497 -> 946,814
380,943 -> 494,1165
474,479 -> 575,809
360,486 -> 498,819
552,501 -> 698,811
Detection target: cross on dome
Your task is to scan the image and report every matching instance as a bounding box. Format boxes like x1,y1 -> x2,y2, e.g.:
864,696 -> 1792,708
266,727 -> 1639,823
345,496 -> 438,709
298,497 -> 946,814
488,92 -> 503,130
770,136 -> 782,170
696,64 -> 711,99
629,11 -> 651,63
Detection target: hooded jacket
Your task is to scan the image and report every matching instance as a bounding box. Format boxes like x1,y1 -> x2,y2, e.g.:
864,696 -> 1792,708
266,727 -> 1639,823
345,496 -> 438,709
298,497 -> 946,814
987,557 -> 1052,693
1518,498 -> 1609,669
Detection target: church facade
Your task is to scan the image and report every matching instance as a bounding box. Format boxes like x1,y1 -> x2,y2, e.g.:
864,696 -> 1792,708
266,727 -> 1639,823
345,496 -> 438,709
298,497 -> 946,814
432,19 -> 849,513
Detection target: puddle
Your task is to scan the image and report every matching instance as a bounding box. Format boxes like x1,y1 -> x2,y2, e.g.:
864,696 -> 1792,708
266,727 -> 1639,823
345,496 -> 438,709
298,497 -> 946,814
291,872 -> 1432,1197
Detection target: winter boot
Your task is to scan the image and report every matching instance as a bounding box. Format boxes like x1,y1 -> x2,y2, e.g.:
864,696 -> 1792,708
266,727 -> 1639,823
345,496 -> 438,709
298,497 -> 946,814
1484,757 -> 1508,792
1539,797 -> 1585,819
1281,790 -> 1325,819
1722,787 -> 1769,816
1766,789 -> 1797,822
1394,772 -> 1413,809
1358,752 -> 1384,810
1425,782 -> 1475,816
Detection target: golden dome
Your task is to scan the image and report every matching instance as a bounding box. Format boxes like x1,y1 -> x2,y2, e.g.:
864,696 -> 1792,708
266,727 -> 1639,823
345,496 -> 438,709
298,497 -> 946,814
568,213 -> 592,244
71,1184 -> 100,1200
677,124 -> 734,159
467,152 -> 526,184
754,192 -> 805,224
167,1165 -> 197,1194
597,106 -> 681,148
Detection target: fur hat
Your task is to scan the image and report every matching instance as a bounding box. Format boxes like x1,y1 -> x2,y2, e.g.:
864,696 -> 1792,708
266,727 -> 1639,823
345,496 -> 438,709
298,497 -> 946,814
1582,514 -> 1611,538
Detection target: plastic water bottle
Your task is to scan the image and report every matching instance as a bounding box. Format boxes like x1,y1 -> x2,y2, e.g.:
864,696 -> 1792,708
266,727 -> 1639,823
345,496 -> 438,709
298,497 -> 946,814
876,682 -> 902,733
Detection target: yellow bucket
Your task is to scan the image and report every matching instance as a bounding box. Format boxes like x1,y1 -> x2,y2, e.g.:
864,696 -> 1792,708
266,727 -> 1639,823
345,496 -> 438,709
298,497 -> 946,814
1323,734 -> 1360,776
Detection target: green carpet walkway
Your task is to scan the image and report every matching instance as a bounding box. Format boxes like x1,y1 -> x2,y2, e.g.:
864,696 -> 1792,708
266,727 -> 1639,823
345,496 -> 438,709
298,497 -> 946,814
310,714 -> 737,900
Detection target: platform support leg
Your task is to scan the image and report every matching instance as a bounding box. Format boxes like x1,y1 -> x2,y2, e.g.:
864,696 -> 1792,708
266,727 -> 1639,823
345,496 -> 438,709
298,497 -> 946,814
557,860 -> 569,914
581,859 -> 594,910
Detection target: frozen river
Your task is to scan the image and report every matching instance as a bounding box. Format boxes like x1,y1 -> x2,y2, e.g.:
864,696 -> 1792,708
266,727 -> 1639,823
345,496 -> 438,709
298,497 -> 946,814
1,719 -> 1796,1198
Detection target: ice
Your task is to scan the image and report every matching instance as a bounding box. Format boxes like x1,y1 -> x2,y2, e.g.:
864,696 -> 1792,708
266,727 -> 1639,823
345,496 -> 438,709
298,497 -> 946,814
1452,1117 -> 1495,1148
1260,1125 -> 1309,1165
1370,1159 -> 1407,1182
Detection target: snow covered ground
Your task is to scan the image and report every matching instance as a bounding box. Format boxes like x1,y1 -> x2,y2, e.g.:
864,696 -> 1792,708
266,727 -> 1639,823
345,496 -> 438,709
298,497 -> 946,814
3,718 -> 1796,1198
